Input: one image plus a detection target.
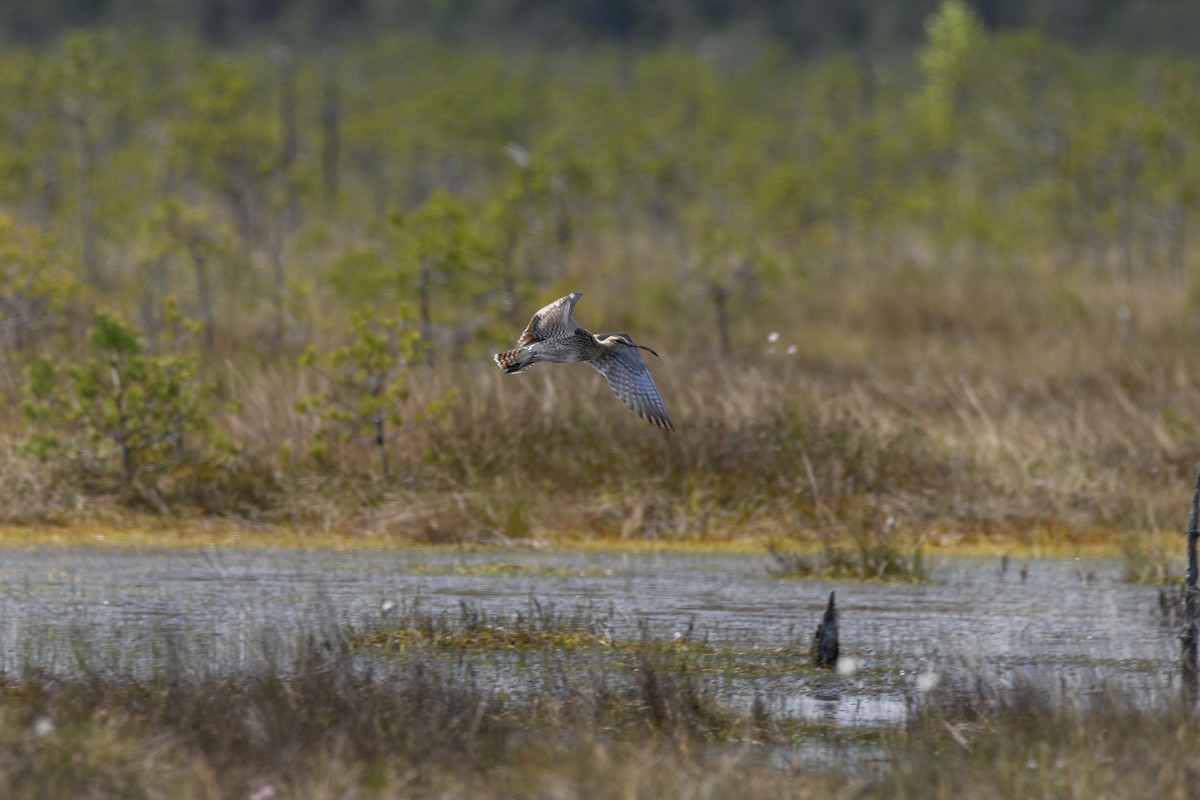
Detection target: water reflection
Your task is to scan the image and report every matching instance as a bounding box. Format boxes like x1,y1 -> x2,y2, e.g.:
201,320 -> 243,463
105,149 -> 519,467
0,547 -> 1178,728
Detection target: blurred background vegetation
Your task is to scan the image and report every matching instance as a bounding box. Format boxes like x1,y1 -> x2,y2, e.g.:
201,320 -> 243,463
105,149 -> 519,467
2,0 -> 1199,50
0,0 -> 1197,558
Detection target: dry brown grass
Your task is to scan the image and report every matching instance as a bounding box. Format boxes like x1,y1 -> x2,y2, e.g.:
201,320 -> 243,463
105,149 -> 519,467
0,615 -> 1196,799
1,260 -> 1197,565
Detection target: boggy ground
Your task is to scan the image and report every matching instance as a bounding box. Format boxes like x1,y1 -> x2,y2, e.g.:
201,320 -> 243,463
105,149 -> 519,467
0,608 -> 1194,799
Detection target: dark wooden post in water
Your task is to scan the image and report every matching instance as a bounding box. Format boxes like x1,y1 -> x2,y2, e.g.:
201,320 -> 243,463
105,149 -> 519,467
1183,465 -> 1200,705
813,591 -> 839,669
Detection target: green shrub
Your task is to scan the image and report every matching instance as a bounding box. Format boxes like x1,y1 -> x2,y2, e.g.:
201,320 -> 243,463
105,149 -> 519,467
22,304 -> 229,506
298,307 -> 454,480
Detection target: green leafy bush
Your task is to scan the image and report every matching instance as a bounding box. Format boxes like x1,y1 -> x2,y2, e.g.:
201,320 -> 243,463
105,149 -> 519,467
22,304 -> 229,506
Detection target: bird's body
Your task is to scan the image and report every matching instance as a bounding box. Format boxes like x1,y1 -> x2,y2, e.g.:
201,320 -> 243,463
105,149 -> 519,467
494,292 -> 673,430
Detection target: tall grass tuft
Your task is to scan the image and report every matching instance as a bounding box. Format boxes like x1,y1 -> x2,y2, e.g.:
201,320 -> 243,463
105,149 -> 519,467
0,622 -> 744,798
0,619 -> 1197,798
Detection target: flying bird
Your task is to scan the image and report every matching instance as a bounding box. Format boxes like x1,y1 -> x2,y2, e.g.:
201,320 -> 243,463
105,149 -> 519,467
494,292 -> 673,430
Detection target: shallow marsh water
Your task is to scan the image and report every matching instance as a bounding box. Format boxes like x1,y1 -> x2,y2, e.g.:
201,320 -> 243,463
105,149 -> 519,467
0,546 -> 1179,733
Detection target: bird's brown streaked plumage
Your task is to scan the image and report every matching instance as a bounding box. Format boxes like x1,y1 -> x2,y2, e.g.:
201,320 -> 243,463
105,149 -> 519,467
494,292 -> 674,430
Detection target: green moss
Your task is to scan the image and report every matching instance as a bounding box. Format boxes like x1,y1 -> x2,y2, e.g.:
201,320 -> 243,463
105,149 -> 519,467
408,561 -> 617,578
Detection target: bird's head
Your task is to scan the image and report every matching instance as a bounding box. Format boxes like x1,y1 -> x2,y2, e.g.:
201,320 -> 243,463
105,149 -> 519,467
600,333 -> 660,358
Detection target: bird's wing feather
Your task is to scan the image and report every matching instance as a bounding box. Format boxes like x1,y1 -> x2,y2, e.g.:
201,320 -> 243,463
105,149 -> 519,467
589,345 -> 673,430
517,292 -> 582,346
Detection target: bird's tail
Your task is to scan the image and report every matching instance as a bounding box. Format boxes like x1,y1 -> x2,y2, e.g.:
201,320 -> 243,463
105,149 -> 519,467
494,348 -> 534,373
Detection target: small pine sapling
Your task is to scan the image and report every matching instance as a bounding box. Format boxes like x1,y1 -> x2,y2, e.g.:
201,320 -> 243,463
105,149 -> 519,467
299,307 -> 454,480
22,300 -> 226,506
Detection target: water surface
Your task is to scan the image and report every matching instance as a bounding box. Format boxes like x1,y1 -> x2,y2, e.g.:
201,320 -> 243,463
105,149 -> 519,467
0,546 -> 1178,729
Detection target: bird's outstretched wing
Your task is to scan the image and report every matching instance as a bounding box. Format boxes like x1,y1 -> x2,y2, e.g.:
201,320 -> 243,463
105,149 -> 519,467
516,292 -> 583,346
589,344 -> 673,430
